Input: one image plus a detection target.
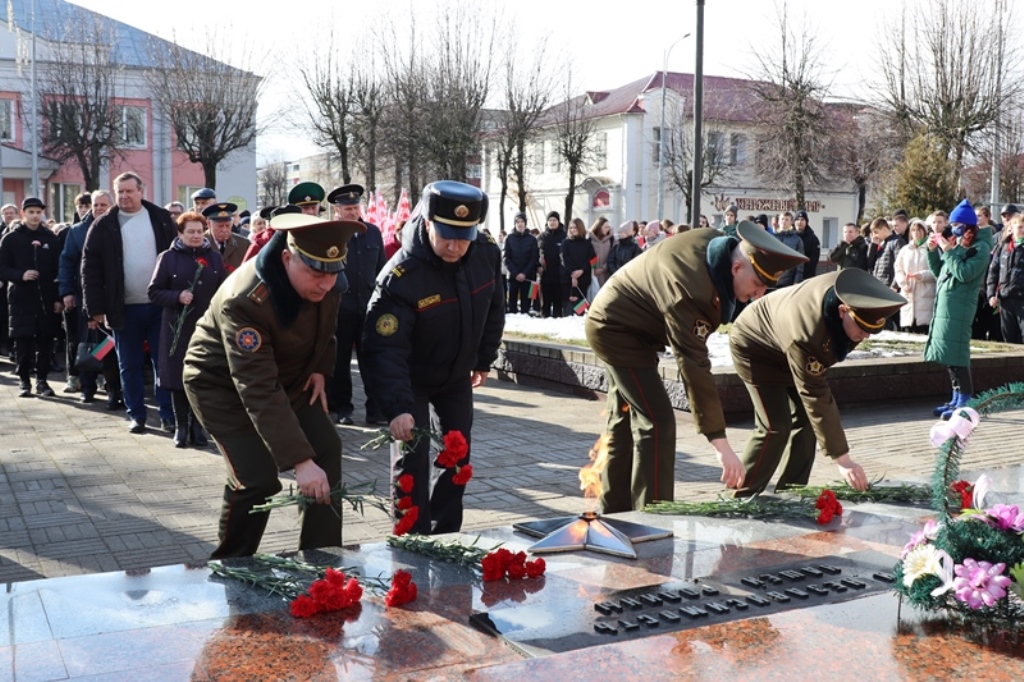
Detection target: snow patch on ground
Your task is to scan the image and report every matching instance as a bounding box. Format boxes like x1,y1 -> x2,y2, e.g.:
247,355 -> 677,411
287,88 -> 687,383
503,313 -> 926,367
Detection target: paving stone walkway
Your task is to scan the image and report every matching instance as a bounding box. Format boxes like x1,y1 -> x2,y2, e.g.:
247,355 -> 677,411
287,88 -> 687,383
1,357 -> 1021,584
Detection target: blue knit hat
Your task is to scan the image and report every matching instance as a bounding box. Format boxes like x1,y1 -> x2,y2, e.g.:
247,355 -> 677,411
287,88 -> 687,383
949,199 -> 977,226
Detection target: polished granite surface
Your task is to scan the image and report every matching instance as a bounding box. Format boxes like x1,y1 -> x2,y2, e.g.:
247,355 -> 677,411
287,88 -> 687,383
2,464 -> 1023,681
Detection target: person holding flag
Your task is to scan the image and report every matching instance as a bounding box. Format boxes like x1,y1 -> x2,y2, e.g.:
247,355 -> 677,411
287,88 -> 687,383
561,217 -> 596,317
501,211 -> 538,314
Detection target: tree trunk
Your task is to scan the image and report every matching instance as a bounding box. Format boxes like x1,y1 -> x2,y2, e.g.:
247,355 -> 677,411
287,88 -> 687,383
203,161 -> 218,191
564,166 -> 577,225
515,140 -> 527,212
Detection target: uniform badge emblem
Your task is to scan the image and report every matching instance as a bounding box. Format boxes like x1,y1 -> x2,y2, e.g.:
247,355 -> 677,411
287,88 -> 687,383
376,313 -> 399,336
327,245 -> 340,258
693,320 -> 711,341
236,327 -> 262,352
454,205 -> 469,218
390,265 -> 405,278
417,294 -> 441,309
806,357 -> 825,376
304,195 -> 312,202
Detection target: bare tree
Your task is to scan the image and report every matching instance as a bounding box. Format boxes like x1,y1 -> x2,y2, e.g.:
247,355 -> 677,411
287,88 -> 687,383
349,52 -> 386,191
876,0 -> 1020,179
662,99 -> 733,222
491,36 -> 556,232
297,34 -> 355,185
828,103 -> 904,223
551,74 -> 598,225
39,11 -> 124,190
748,1 -> 834,209
258,159 -> 289,206
148,33 -> 269,190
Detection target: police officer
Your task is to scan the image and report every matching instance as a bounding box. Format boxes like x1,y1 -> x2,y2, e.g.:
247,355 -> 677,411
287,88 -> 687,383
289,182 -> 326,217
362,181 -> 504,535
730,267 -> 905,497
203,203 -> 249,272
183,213 -> 364,558
326,183 -> 386,425
585,222 -> 808,513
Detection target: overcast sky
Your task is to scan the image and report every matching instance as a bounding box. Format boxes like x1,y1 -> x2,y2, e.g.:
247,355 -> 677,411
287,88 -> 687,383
70,0 -> 1013,162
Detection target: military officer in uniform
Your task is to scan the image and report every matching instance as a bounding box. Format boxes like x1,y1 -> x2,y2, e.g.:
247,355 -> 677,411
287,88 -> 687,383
362,181 -> 504,535
203,203 -> 249,272
326,183 -> 387,425
183,213 -> 364,558
730,267 -> 905,497
585,221 -> 807,513
289,182 -> 326,217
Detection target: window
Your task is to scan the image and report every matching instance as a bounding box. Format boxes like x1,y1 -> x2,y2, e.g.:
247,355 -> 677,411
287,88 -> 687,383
730,133 -> 747,166
707,132 -> 725,165
594,132 -> 608,170
532,141 -> 545,174
178,185 -> 205,206
0,99 -> 13,142
652,126 -> 662,165
49,183 -> 82,224
550,145 -> 561,173
822,218 -> 838,250
45,101 -> 83,144
116,105 -> 146,148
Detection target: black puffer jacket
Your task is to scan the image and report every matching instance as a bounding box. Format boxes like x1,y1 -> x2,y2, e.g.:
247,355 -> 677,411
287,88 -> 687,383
560,234 -> 596,297
537,224 -> 566,282
502,229 -> 538,279
0,223 -> 61,338
361,215 -> 505,419
606,237 -> 643,276
987,239 -> 1024,300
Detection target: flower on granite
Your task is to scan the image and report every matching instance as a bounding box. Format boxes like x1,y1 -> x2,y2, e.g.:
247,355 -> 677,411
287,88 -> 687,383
452,463 -> 473,486
952,558 -> 1011,609
289,568 -> 364,618
480,548 -> 545,582
900,519 -> 941,559
983,504 -> 1024,532
902,543 -> 951,588
384,569 -> 418,607
525,557 -> 546,579
814,489 -> 843,525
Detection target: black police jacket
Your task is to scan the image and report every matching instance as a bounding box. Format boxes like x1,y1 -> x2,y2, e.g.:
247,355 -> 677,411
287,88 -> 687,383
339,221 -> 386,315
361,216 -> 506,419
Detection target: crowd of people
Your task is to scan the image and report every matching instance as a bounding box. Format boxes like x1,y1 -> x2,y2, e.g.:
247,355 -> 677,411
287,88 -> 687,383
2,175 -> 1020,558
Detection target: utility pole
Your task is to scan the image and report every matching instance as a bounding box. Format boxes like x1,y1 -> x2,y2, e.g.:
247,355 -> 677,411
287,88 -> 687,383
690,0 -> 705,225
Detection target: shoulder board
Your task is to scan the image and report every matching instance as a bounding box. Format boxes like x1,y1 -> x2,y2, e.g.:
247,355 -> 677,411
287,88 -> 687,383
389,264 -> 405,278
482,230 -> 496,245
247,281 -> 269,305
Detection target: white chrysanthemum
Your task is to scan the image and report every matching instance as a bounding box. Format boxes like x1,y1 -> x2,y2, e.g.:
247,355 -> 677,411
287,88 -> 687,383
902,543 -> 947,587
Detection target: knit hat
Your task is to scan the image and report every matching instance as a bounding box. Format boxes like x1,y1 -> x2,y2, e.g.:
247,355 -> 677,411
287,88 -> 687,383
726,204 -> 738,215
949,199 -> 977,226
618,220 -> 633,235
546,211 -> 560,222
514,211 -> 527,224
794,210 -> 809,221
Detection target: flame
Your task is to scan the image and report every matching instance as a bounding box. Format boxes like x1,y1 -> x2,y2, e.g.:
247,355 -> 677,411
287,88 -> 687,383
579,434 -> 611,510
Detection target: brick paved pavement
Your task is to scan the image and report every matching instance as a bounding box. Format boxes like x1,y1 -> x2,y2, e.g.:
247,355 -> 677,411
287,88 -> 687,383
1,356 -> 1022,584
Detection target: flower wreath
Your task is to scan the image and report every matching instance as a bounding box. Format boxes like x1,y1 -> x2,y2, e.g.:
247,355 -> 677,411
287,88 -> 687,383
893,383 -> 1024,631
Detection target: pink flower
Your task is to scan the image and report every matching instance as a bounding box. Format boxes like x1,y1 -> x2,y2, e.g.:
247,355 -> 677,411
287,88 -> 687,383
952,558 -> 1011,609
901,519 -> 941,559
984,504 -> 1024,532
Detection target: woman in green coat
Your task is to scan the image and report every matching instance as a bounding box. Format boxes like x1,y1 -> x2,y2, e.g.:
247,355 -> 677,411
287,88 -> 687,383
923,199 -> 994,419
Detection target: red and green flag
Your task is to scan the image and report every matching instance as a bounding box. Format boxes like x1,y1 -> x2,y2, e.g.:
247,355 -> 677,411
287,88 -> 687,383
528,281 -> 540,300
573,298 -> 590,316
91,335 -> 115,361
589,255 -> 599,269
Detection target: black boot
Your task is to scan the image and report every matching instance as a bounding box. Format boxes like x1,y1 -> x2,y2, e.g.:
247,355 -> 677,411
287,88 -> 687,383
189,415 -> 208,447
171,390 -> 194,448
173,425 -> 188,448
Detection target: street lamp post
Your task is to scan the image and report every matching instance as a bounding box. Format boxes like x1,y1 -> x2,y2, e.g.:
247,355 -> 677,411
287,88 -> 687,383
657,32 -> 691,221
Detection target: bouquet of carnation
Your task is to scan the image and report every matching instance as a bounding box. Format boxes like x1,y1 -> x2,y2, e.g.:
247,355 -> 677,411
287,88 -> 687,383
893,385 -> 1024,631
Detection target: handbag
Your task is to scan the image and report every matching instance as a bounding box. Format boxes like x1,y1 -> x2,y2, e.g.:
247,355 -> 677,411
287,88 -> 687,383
74,329 -> 111,373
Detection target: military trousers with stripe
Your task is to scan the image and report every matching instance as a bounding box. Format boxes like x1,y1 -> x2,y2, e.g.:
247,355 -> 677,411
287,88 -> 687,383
600,364 -> 676,513
734,383 -> 816,498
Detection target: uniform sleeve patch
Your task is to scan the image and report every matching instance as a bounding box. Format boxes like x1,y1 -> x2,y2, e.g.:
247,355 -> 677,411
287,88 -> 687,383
806,357 -> 825,376
417,294 -> 441,309
236,327 -> 262,352
375,313 -> 399,336
693,320 -> 712,341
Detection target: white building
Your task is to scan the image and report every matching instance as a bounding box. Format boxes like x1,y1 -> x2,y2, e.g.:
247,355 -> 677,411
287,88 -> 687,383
480,72 -> 859,252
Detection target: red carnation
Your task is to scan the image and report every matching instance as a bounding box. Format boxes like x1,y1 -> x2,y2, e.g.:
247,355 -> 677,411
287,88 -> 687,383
289,594 -> 318,618
384,569 -> 418,607
436,448 -> 460,469
196,257 -> 209,268
951,480 -> 974,509
525,558 -> 546,579
443,430 -> 468,460
397,474 -> 414,493
814,489 -> 842,525
507,561 -> 527,580
452,464 -> 473,486
396,495 -> 413,510
393,505 -> 419,536
481,553 -> 505,582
